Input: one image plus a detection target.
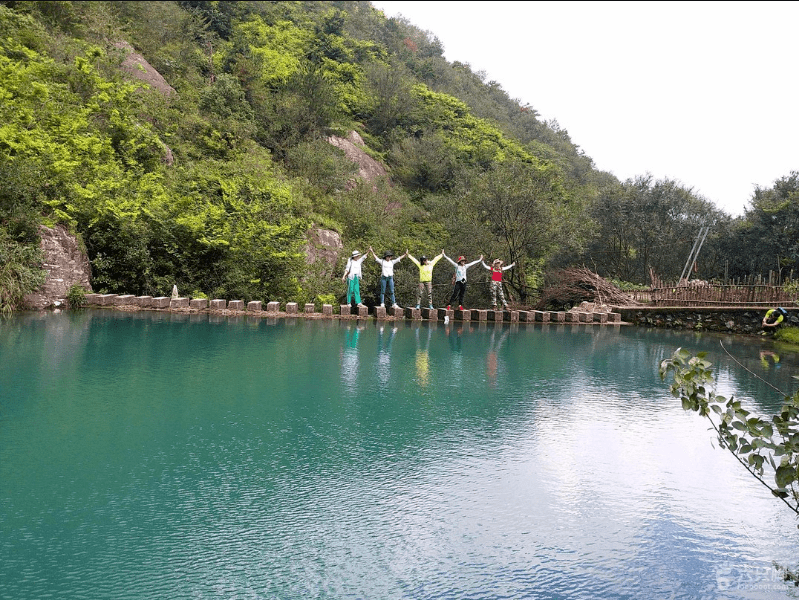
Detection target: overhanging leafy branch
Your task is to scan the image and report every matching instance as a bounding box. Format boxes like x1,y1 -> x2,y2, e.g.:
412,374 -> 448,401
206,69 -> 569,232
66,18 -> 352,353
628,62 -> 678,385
659,347 -> 799,516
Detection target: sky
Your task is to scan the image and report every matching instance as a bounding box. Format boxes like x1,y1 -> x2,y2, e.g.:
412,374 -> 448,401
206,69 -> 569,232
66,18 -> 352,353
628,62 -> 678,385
370,1 -> 798,217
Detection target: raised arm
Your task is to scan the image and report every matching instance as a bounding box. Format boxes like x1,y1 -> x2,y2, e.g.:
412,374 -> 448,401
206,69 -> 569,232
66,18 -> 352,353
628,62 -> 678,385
465,256 -> 482,269
443,253 -> 458,267
481,260 -> 491,270
408,253 -> 420,267
503,262 -> 515,271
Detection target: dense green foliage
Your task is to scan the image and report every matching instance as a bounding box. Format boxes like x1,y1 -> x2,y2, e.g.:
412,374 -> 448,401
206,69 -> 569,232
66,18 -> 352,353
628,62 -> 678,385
775,326 -> 799,347
66,282 -> 86,308
0,0 -> 796,310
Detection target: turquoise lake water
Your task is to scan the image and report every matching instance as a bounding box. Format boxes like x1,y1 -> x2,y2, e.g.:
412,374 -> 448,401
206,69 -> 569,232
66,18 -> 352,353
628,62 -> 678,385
1,310 -> 798,599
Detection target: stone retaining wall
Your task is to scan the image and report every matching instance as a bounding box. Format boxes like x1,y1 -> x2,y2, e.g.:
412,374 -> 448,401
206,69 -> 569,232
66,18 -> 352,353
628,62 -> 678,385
612,306 -> 796,335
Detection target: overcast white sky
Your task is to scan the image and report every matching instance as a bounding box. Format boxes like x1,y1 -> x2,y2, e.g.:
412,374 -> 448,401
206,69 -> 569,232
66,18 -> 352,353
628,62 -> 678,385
370,1 -> 798,216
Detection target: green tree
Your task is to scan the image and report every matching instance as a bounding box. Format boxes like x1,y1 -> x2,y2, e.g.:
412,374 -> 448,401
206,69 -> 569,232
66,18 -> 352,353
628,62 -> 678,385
732,172 -> 799,281
580,176 -> 725,284
0,228 -> 46,315
464,159 -> 579,303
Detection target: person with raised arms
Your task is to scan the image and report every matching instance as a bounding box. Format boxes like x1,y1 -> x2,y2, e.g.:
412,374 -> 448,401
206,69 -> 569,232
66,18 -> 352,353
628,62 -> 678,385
370,246 -> 407,309
443,251 -> 483,311
481,257 -> 515,310
407,249 -> 444,309
342,249 -> 367,308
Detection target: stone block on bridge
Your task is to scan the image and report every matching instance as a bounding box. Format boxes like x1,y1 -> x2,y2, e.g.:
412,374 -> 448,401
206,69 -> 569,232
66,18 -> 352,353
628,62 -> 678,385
487,310 -> 504,322
405,307 -> 421,320
136,296 -> 153,308
170,297 -> 189,309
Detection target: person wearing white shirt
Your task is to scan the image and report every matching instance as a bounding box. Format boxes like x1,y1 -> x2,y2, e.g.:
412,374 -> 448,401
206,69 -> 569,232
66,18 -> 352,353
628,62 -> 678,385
342,250 -> 367,307
370,247 -> 407,308
443,252 -> 483,310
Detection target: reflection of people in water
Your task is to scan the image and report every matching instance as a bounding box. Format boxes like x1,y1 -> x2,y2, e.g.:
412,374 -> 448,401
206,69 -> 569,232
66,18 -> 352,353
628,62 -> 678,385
415,325 -> 432,387
340,323 -> 364,392
760,350 -> 781,369
446,320 -> 464,372
486,327 -> 510,388
377,323 -> 397,386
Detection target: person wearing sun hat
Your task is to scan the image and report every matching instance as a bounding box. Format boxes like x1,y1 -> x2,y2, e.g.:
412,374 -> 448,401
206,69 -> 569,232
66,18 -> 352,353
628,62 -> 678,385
370,246 -> 407,309
481,257 -> 515,309
342,249 -> 367,308
443,251 -> 483,310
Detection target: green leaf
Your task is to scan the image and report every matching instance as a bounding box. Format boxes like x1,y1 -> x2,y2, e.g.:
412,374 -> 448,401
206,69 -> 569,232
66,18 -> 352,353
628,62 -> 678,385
775,465 -> 796,489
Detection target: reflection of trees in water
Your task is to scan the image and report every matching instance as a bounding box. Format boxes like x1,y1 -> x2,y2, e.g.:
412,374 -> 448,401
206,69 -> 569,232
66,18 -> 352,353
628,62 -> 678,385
611,327 -> 799,415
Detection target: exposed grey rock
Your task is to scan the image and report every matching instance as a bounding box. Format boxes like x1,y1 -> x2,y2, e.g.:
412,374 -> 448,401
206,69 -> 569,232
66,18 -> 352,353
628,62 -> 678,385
23,225 -> 92,310
113,41 -> 176,97
327,131 -> 388,189
305,227 -> 343,277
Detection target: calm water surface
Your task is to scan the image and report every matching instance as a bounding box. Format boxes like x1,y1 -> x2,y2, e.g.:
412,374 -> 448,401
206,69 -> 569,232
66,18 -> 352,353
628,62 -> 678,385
1,310 -> 798,599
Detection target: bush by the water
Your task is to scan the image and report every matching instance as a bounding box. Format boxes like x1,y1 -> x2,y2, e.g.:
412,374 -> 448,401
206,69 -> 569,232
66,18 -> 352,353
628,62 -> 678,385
775,326 -> 799,346
66,284 -> 87,309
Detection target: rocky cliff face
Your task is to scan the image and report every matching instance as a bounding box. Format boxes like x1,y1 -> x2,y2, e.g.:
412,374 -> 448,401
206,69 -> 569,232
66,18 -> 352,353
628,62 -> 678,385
327,131 -> 388,189
304,227 -> 343,277
23,225 -> 92,310
304,131 -> 391,272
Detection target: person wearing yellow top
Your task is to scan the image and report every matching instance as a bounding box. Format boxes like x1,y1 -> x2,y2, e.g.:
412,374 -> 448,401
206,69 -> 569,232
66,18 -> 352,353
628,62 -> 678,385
407,249 -> 443,309
762,307 -> 788,333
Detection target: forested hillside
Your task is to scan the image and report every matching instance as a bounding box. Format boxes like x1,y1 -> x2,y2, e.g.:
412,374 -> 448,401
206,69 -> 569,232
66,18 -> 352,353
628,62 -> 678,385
1,0 -> 797,312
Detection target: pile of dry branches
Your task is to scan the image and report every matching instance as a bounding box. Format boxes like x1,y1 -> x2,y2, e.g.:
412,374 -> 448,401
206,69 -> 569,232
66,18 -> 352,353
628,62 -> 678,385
534,268 -> 639,310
